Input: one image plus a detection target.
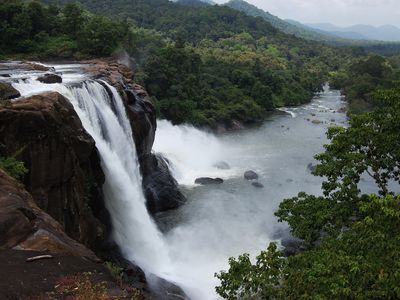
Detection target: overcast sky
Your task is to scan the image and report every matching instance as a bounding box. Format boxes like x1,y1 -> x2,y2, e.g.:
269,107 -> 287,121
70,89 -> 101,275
214,0 -> 400,27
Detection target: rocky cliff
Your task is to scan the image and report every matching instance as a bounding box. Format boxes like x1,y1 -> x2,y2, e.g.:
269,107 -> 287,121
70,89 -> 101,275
84,60 -> 186,213
0,91 -> 107,251
0,60 -> 185,251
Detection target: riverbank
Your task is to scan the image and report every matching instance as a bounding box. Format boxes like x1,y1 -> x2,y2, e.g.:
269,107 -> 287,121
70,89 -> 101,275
151,86 -> 349,299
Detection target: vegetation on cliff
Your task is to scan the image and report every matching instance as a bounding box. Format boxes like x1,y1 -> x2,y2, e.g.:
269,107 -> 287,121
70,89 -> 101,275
330,54 -> 400,112
215,85 -> 400,299
39,0 -> 354,127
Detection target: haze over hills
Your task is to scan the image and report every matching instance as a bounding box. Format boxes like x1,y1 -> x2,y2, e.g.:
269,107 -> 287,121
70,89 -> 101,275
223,0 -> 339,42
306,23 -> 400,42
221,0 -> 400,43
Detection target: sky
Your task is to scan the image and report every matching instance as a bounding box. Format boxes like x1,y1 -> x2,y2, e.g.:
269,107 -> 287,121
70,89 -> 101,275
214,0 -> 400,27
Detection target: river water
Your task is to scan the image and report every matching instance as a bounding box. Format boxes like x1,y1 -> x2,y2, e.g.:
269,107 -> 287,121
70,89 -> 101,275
153,86 -> 348,299
3,63 -> 348,299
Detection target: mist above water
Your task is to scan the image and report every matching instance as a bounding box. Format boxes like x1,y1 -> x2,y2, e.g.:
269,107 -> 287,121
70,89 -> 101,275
154,87 -> 349,299
7,65 -> 351,299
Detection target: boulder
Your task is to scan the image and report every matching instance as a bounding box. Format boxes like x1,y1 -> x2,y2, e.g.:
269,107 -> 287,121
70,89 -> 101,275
244,170 -> 259,181
0,169 -> 98,261
251,182 -> 264,188
37,73 -> 62,84
147,274 -> 188,300
141,154 -> 186,214
213,161 -> 231,170
307,163 -> 317,173
0,82 -> 20,100
0,92 -> 107,251
195,177 -> 224,185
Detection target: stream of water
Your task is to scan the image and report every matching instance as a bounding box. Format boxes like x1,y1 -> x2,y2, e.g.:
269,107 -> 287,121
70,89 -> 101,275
152,86 -> 349,299
3,63 -> 349,299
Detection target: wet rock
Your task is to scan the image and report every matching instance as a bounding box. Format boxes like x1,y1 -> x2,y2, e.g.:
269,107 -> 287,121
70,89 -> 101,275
0,169 -> 98,261
195,177 -> 224,185
147,274 -> 188,300
251,182 -> 264,188
244,170 -> 259,180
213,161 -> 230,170
307,163 -> 317,173
0,82 -> 20,100
312,119 -> 322,125
0,92 -> 106,250
141,154 -> 186,214
37,73 -> 62,84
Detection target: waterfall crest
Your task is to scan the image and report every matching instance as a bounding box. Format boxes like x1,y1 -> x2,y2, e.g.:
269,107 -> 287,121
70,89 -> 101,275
13,77 -> 172,276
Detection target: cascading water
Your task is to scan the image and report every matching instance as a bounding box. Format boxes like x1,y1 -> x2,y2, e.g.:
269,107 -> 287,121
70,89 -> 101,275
7,63 -> 352,300
11,71 -> 173,278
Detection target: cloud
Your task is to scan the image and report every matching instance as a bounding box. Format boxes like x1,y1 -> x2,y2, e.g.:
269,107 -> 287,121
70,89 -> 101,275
215,0 -> 400,27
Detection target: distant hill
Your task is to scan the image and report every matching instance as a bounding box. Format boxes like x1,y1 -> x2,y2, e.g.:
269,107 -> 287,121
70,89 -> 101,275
307,23 -> 400,42
174,0 -> 215,6
223,0 -> 345,42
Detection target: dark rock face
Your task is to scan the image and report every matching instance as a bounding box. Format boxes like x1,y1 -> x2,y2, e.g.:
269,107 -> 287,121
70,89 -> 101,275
84,60 -> 185,214
307,163 -> 317,173
244,170 -> 259,180
0,169 -> 98,261
147,274 -> 188,300
0,92 -> 107,251
37,73 -> 62,84
141,154 -> 186,214
0,82 -> 20,100
252,182 -> 264,188
195,177 -> 224,185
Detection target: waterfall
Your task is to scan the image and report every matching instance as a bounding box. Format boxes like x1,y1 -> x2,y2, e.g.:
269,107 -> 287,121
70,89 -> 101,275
12,77 -> 172,276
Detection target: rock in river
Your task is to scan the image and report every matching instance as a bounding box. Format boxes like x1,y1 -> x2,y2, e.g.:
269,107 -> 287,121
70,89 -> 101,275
244,170 -> 259,180
252,182 -> 264,188
0,82 -> 20,100
195,177 -> 224,185
37,73 -> 62,84
213,161 -> 230,170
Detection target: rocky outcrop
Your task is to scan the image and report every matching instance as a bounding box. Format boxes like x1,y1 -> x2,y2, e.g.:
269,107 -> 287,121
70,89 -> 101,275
252,182 -> 264,188
195,177 -> 224,185
83,60 -> 186,214
141,154 -> 186,214
37,73 -> 62,84
0,169 -> 98,260
244,170 -> 259,180
0,92 -> 107,251
0,82 -> 20,100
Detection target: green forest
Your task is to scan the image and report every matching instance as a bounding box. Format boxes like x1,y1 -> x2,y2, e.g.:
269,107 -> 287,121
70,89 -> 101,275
1,0 -> 353,128
2,0 -> 400,298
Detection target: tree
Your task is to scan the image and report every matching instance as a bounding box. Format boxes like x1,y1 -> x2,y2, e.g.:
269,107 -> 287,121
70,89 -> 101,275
215,86 -> 400,299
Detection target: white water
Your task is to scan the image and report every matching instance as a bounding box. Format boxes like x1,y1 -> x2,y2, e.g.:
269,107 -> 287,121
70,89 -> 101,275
5,64 -> 351,300
9,70 -> 173,278
153,120 -> 238,186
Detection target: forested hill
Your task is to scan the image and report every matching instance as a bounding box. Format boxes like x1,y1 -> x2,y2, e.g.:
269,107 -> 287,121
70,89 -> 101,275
224,0 -> 339,42
36,0 -> 353,128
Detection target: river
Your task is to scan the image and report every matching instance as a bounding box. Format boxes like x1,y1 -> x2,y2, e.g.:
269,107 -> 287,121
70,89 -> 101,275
153,86 -> 348,299
3,63 -> 348,299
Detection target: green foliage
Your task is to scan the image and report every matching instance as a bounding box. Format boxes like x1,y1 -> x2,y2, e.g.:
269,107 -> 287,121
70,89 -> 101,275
330,54 -> 400,113
0,0 -> 128,58
216,86 -> 400,298
0,156 -> 28,181
215,243 -> 286,300
40,0 -> 351,127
